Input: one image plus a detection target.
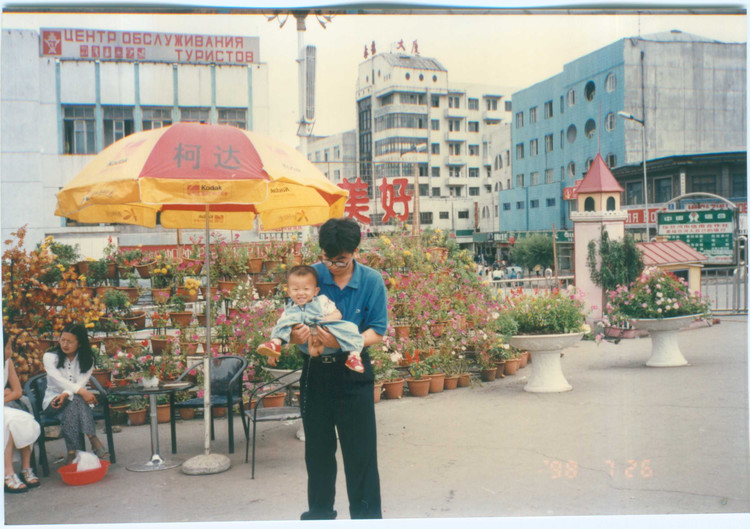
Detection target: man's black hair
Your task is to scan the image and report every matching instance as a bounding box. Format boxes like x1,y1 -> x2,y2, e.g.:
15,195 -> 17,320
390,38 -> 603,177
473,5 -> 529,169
288,264 -> 319,285
318,217 -> 361,257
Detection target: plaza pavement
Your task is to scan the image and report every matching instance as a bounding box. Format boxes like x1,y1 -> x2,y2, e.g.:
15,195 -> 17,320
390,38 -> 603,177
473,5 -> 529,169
4,316 -> 749,529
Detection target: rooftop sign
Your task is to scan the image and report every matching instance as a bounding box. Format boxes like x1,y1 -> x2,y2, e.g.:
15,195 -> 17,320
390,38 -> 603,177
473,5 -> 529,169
40,28 -> 259,65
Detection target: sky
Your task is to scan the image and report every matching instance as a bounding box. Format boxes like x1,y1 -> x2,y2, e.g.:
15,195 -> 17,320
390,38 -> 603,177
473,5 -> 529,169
1,3 -> 746,149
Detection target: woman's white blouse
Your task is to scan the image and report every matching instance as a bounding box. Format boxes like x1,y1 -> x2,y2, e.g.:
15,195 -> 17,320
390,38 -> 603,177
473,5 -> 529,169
42,352 -> 93,409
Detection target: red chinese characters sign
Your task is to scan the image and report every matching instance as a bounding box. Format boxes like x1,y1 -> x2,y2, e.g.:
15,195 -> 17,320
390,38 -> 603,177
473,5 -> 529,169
40,28 -> 259,65
338,177 -> 414,224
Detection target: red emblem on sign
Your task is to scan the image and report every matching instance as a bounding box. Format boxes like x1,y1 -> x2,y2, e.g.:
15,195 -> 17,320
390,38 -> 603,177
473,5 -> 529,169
42,30 -> 62,55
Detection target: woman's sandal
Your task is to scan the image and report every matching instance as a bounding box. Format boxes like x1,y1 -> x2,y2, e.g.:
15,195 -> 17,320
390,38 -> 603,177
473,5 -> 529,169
93,446 -> 110,460
20,468 -> 40,488
4,473 -> 28,493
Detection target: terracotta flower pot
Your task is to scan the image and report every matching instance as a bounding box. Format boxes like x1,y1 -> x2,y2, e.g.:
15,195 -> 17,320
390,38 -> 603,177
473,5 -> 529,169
518,351 -> 529,368
135,261 -> 156,278
457,373 -> 471,387
105,261 -> 117,279
96,285 -> 115,298
255,282 -> 278,298
394,325 -> 410,341
382,378 -> 404,399
178,408 -> 196,420
76,261 -> 89,275
91,369 -> 111,388
443,375 -> 459,390
116,286 -> 141,304
176,286 -> 199,302
169,311 -> 193,328
504,358 -> 521,376
430,321 -> 447,337
180,341 -> 201,355
212,406 -> 227,418
428,373 -> 445,393
156,404 -> 171,423
122,311 -> 147,330
480,367 -> 498,382
126,409 -> 147,426
182,258 -> 203,275
200,286 -> 218,300
150,336 -> 172,355
373,381 -> 383,403
247,257 -> 264,274
262,260 -> 282,273
406,377 -> 431,397
110,404 -> 128,425
494,360 -> 506,377
261,393 -> 286,408
102,335 -> 127,356
151,288 -> 171,304
80,286 -> 96,298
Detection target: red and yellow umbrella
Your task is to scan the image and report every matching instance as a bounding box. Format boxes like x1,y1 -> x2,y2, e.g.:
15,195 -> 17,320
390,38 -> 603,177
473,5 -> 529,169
55,122 -> 347,230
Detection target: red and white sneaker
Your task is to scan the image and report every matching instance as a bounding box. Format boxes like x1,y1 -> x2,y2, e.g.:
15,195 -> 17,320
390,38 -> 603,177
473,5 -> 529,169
345,354 -> 365,373
257,341 -> 282,359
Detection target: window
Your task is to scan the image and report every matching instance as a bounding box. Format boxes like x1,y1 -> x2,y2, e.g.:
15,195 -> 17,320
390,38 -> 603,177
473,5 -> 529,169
334,169 -> 341,180
584,119 -> 597,139
448,95 -> 460,108
432,187 -> 441,197
63,105 -> 96,154
531,171 -> 539,185
418,164 -> 428,177
504,100 -> 512,111
627,181 -> 644,205
469,145 -> 479,156
516,201 -> 525,210
567,162 -> 576,178
606,72 -> 616,92
516,143 -> 525,160
544,100 -> 554,119
419,183 -> 429,196
530,199 -> 539,208
103,106 -> 134,148
567,89 -> 576,107
218,108 -> 247,128
449,166 -> 462,178
560,95 -> 564,114
431,95 -> 440,108
654,178 -> 672,203
374,137 -> 431,156
605,112 -> 616,131
506,178 -> 511,189
431,143 -> 440,155
458,210 -> 470,219
142,107 -> 172,130
567,124 -> 577,143
606,153 -> 617,168
334,146 -> 340,159
468,121 -> 479,132
516,174 -> 525,187
469,167 -> 479,177
439,211 -> 449,219
545,134 -> 554,153
487,98 -> 498,111
584,197 -> 595,211
420,211 -> 433,224
530,139 -> 539,156
448,143 -> 461,156
545,169 -> 554,184
529,106 -> 538,123
431,167 -> 440,177
515,112 -> 524,128
468,98 -> 479,110
546,198 -> 556,207
692,175 -> 716,194
494,154 -> 503,169
469,187 -> 480,196
324,149 -> 330,162
180,107 -> 210,123
503,203 -> 511,211
606,197 -> 616,211
584,81 -> 596,101
431,119 -> 440,131
380,93 -> 394,106
732,173 -> 747,199
585,157 -> 594,173
374,113 -> 428,131
399,93 -> 425,105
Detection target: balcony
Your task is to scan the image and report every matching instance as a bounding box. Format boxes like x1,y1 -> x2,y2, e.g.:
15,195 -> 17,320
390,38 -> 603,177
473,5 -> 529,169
443,155 -> 466,166
482,108 -> 503,122
443,107 -> 467,119
443,131 -> 466,142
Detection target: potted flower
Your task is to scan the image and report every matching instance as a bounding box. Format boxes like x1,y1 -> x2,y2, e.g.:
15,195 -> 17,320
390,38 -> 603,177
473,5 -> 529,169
138,346 -> 160,389
506,287 -> 587,393
605,267 -> 711,367
102,288 -> 146,330
405,357 -> 432,397
150,253 -> 178,303
369,347 -> 396,403
182,235 -> 204,275
176,277 -> 201,303
91,345 -> 114,387
116,269 -> 142,304
476,350 -> 499,382
174,391 -> 196,420
126,397 -> 148,426
87,258 -> 112,297
168,294 -> 192,328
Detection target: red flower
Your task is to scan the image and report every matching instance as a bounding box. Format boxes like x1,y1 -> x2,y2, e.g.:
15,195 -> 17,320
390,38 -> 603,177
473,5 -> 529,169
141,340 -> 149,347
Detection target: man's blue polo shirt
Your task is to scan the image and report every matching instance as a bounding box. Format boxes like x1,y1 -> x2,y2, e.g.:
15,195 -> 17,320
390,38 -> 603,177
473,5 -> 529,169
312,260 -> 388,338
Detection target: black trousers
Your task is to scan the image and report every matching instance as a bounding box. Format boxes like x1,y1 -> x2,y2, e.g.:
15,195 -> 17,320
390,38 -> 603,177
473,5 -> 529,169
300,349 -> 382,519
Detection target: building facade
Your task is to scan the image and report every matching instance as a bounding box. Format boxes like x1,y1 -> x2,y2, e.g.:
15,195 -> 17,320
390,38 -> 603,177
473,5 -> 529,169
306,130 -> 358,187
354,51 -> 513,249
501,30 -> 747,240
1,28 -> 270,253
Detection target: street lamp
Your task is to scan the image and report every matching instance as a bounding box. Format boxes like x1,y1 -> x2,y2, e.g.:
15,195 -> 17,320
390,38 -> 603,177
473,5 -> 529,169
617,110 -> 650,239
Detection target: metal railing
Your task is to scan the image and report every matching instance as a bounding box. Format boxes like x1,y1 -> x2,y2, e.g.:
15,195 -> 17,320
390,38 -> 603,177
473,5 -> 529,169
486,275 -> 575,299
701,266 -> 748,315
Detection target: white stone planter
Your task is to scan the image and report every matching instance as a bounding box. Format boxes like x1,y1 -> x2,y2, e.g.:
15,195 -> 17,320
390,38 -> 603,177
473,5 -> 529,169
508,332 -> 584,393
141,376 -> 159,389
631,314 -> 699,367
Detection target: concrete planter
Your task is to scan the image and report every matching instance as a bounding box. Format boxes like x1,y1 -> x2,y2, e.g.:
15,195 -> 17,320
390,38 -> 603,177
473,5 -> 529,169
632,315 -> 699,367
509,333 -> 583,393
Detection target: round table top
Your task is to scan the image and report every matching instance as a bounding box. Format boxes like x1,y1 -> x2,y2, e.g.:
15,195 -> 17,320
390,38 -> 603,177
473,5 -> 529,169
110,381 -> 194,397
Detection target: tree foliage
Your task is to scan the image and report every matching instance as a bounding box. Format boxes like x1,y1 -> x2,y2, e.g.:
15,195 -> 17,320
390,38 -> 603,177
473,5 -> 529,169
586,230 -> 644,292
509,234 -> 554,270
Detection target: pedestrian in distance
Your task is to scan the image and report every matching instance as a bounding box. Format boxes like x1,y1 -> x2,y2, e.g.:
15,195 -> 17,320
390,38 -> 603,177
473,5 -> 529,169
257,264 -> 366,373
42,323 -> 109,465
4,333 -> 41,493
288,217 -> 388,520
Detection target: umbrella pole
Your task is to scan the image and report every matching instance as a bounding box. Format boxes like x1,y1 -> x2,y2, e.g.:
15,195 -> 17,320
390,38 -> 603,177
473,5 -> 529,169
182,205 -> 231,475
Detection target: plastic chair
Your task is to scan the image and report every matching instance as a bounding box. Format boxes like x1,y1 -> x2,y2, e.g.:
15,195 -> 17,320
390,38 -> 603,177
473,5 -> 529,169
23,373 -> 116,477
244,368 -> 302,479
172,355 -> 247,454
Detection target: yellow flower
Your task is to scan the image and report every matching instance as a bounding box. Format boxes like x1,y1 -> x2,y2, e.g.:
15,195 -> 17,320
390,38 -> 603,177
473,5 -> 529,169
85,323 -> 94,329
403,250 -> 411,257
281,264 -> 287,270
156,254 -> 162,260
189,289 -> 196,295
125,302 -> 131,307
56,264 -> 65,271
79,275 -> 87,282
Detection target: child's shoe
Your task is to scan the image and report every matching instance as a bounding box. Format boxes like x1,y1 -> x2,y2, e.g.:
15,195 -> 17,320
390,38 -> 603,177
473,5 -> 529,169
345,354 -> 365,373
257,341 -> 282,359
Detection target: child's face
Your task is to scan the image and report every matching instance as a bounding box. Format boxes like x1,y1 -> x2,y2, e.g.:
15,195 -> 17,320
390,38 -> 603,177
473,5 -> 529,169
287,273 -> 319,306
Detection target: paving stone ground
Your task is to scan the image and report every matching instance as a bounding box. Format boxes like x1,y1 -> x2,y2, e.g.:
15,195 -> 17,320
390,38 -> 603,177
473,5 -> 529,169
4,316 -> 748,529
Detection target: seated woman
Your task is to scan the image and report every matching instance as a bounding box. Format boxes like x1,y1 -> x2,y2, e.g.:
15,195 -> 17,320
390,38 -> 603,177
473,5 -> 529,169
4,333 -> 42,493
42,323 -> 108,465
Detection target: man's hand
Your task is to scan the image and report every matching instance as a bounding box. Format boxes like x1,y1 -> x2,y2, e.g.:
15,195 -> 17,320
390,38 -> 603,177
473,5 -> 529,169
316,326 -> 340,349
289,324 -> 311,345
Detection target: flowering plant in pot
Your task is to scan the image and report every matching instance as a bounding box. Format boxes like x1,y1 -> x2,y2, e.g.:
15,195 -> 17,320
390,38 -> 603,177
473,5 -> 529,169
604,267 -> 711,325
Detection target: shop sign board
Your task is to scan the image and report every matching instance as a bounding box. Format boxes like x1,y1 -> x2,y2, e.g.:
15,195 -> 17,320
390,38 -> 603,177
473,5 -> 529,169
657,209 -> 734,264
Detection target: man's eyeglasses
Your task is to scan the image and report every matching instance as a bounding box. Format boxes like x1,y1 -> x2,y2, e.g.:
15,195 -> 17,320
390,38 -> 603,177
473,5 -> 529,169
320,257 -> 351,268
